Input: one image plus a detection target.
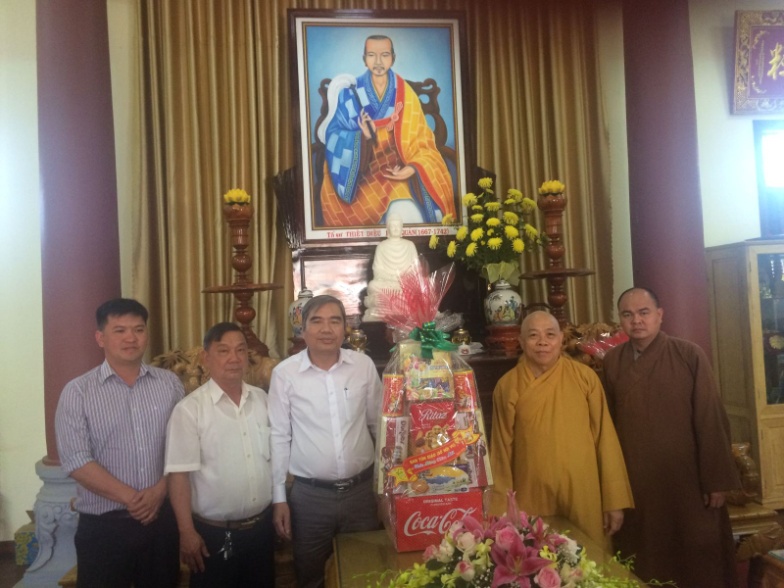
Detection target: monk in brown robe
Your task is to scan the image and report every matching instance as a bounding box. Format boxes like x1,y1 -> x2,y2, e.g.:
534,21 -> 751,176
489,311 -> 634,551
602,287 -> 740,588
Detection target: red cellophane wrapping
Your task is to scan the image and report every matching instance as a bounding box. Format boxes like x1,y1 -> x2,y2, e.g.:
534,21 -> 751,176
374,261 -> 493,551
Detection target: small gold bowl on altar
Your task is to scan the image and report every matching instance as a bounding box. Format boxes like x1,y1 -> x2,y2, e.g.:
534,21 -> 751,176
451,328 -> 471,346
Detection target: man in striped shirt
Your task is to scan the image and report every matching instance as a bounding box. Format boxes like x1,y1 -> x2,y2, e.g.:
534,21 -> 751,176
55,298 -> 184,587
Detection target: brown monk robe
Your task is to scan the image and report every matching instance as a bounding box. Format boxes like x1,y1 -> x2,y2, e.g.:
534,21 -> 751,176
490,311 -> 633,552
603,328 -> 740,588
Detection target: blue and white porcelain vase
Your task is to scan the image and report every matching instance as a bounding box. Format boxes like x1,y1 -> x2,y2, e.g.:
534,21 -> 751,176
288,288 -> 313,337
484,279 -> 523,326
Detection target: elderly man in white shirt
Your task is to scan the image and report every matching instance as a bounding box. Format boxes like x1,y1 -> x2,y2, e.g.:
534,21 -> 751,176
165,322 -> 274,587
269,295 -> 382,588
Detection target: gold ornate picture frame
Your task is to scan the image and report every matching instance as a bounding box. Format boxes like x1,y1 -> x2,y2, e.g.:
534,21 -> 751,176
733,10 -> 784,114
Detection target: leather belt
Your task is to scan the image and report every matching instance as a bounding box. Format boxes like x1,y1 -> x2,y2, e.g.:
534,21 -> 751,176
193,505 -> 271,531
293,465 -> 374,493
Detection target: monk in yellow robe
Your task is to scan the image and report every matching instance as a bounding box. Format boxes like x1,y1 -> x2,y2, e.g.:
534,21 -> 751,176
489,311 -> 633,551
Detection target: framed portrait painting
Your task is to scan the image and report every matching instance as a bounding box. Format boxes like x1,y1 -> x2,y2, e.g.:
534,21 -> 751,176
288,9 -> 472,244
733,10 -> 784,114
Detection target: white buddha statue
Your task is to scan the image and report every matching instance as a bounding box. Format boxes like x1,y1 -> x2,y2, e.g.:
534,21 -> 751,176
363,213 -> 419,322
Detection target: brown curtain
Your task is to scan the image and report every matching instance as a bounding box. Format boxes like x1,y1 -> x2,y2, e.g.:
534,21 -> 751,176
134,0 -> 614,357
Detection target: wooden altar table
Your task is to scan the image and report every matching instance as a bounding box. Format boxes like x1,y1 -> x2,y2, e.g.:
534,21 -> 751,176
326,516 -> 642,588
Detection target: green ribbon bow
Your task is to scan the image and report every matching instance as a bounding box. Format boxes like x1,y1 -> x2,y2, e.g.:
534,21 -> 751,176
408,321 -> 458,359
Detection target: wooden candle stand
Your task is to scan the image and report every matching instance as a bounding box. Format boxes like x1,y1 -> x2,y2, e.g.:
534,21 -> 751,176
203,202 -> 281,356
521,191 -> 593,326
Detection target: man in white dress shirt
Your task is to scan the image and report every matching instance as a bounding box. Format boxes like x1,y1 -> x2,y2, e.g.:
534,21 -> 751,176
269,295 -> 382,588
165,322 -> 274,587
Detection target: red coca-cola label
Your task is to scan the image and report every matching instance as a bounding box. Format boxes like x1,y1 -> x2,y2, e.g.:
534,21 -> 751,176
403,506 -> 476,537
389,490 -> 484,552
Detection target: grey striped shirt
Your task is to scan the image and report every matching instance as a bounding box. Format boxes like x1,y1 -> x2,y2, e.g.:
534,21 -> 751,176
55,360 -> 184,515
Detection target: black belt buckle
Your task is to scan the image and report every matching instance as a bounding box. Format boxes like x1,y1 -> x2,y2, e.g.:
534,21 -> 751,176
334,479 -> 353,493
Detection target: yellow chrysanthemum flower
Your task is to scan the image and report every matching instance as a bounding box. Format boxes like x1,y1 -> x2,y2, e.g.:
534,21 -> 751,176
223,188 -> 251,204
466,242 -> 478,257
485,201 -> 501,212
486,217 -> 501,227
470,228 -> 484,242
441,213 -> 454,225
503,211 -> 519,225
487,237 -> 503,250
524,223 -> 539,239
462,193 -> 477,207
447,241 -> 457,258
478,177 -> 493,189
429,235 -> 439,249
507,188 -> 523,200
456,226 -> 468,241
521,197 -> 537,214
470,213 -> 484,223
504,225 -> 519,239
538,179 -> 566,195
472,205 -> 484,212
504,198 -> 516,206
513,238 -> 525,253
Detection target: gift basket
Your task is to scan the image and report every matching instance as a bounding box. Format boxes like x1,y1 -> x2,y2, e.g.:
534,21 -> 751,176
374,260 -> 493,552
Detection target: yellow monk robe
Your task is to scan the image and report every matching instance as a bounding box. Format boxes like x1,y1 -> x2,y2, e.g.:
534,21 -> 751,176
320,77 -> 455,227
489,355 -> 633,550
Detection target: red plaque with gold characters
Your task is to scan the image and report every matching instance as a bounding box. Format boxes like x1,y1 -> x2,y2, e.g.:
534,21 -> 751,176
733,10 -> 784,113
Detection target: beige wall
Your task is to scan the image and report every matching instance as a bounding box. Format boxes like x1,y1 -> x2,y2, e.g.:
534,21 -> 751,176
0,0 -> 47,541
690,0 -> 783,247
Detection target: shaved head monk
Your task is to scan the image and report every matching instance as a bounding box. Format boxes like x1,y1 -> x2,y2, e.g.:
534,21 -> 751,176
489,311 -> 633,551
602,287 -> 740,588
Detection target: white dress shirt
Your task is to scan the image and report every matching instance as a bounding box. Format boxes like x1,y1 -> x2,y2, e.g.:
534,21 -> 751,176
164,379 -> 272,520
268,348 -> 382,503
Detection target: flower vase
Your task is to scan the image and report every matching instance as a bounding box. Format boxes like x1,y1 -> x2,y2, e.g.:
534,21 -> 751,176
484,279 -> 523,326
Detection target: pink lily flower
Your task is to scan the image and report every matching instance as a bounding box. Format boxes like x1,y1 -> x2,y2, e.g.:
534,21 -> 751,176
490,526 -> 551,588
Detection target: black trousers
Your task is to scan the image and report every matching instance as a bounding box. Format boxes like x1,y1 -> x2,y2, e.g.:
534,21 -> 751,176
189,508 -> 275,588
75,501 -> 179,588
289,478 -> 379,588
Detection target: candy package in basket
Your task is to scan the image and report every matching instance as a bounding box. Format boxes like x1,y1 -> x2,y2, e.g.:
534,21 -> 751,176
373,260 -> 493,551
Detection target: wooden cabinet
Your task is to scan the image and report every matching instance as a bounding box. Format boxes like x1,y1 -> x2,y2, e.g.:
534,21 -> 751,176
706,240 -> 784,509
